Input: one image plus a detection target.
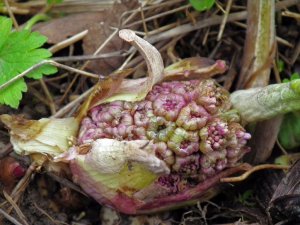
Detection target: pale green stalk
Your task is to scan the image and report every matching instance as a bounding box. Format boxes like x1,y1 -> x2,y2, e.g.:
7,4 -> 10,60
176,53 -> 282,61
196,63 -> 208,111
231,79 -> 300,124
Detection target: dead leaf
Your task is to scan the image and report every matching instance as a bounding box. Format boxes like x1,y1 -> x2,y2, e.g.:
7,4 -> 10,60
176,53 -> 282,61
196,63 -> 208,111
163,57 -> 228,81
246,116 -> 283,164
82,0 -> 139,75
268,160 -> 300,223
34,12 -> 106,44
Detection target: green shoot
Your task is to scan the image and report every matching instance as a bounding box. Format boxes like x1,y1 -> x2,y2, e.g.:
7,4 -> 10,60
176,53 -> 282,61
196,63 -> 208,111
235,190 -> 256,207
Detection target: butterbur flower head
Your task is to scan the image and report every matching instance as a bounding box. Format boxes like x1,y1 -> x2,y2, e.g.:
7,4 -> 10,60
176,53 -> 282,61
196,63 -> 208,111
61,30 -> 252,214
72,73 -> 251,214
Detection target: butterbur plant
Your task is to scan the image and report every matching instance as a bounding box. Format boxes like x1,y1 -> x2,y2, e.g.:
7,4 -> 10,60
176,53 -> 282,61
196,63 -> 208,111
2,29 -> 300,214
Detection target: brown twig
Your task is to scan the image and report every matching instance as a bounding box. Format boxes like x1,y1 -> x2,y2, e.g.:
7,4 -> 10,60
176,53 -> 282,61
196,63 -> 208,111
291,38 -> 300,64
39,79 -> 56,115
52,51 -> 128,62
282,10 -> 300,19
0,162 -> 37,217
47,172 -> 87,196
29,73 -> 68,85
217,0 -> 233,41
4,0 -> 19,30
11,162 -> 37,198
28,85 -> 51,106
48,30 -> 89,54
0,6 -> 29,15
140,5 -> 148,35
146,11 -> 248,44
52,87 -> 93,118
0,144 -> 13,158
125,4 -> 190,28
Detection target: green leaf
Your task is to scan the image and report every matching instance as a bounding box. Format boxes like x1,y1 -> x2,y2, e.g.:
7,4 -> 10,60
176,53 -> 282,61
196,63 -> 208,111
189,0 -> 215,12
283,72 -> 300,85
0,16 -> 12,49
282,78 -> 290,83
0,16 -> 57,108
291,78 -> 300,94
278,111 -> 300,150
235,190 -> 255,207
291,72 -> 300,80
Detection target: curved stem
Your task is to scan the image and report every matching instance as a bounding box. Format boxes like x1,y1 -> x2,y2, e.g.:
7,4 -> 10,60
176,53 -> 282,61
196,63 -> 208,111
23,13 -> 49,30
119,29 -> 164,87
221,164 -> 290,183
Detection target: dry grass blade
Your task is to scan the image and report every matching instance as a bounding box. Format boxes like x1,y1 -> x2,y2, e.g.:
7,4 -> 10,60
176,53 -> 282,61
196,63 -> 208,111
146,11 -> 248,44
291,38 -> 300,64
39,79 -> 56,115
217,0 -> 233,41
282,10 -> 300,19
0,144 -> 13,158
125,4 -> 190,28
4,0 -> 19,29
52,51 -> 127,62
0,208 -> 23,225
47,172 -> 88,196
33,202 -> 69,225
10,162 -> 37,200
3,191 -> 30,225
48,30 -> 89,53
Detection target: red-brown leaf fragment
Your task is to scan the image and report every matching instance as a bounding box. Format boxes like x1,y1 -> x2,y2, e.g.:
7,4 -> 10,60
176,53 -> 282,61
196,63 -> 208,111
0,157 -> 26,192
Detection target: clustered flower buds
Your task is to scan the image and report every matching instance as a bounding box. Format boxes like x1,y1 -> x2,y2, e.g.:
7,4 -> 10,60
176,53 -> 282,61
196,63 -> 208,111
75,79 -> 251,210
